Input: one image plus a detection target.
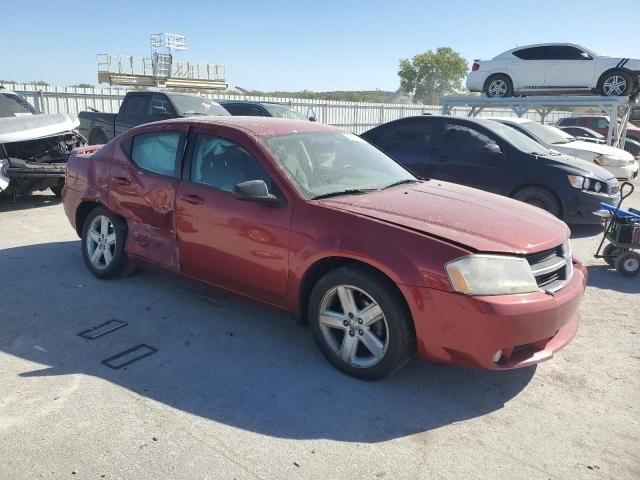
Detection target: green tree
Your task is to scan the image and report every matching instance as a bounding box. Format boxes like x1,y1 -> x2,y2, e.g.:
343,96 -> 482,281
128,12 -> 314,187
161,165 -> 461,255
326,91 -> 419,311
398,47 -> 468,104
70,83 -> 94,88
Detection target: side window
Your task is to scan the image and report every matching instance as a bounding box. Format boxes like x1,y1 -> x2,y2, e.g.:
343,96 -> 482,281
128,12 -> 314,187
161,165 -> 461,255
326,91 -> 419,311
382,119 -> 435,145
122,95 -> 148,115
547,46 -> 590,60
190,134 -> 273,193
512,47 -> 547,60
595,118 -> 609,129
441,123 -> 495,153
149,94 -> 174,115
224,104 -> 264,116
130,131 -> 184,177
558,117 -> 578,126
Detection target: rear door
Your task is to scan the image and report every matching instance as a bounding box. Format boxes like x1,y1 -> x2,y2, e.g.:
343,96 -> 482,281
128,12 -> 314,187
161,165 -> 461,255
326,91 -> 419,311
432,120 -> 512,194
367,117 -> 438,178
545,45 -> 595,90
509,47 -> 547,91
114,94 -> 151,137
175,125 -> 293,305
108,124 -> 189,270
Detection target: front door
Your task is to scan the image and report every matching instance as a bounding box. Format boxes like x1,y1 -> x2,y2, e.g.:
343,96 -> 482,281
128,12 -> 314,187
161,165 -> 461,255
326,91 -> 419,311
432,120 -> 511,195
108,125 -> 189,270
175,128 -> 293,305
545,45 -> 595,90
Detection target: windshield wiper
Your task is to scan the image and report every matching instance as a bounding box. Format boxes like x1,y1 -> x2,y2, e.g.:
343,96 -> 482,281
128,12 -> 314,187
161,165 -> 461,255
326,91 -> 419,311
180,111 -> 207,116
312,188 -> 376,200
382,179 -> 420,189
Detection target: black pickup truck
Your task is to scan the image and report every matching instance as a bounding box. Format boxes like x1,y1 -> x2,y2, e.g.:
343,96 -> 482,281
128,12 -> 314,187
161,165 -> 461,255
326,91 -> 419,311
78,91 -> 229,144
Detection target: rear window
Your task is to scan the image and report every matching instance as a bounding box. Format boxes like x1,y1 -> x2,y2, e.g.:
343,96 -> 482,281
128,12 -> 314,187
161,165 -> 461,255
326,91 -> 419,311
130,131 -> 184,177
512,47 -> 547,60
122,95 -> 148,115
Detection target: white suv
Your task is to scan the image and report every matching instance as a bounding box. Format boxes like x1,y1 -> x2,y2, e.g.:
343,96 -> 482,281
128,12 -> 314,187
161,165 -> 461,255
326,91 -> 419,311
466,43 -> 640,98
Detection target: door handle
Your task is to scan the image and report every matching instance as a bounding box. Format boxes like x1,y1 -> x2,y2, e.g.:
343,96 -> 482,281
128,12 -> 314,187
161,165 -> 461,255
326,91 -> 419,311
180,194 -> 204,205
113,176 -> 132,186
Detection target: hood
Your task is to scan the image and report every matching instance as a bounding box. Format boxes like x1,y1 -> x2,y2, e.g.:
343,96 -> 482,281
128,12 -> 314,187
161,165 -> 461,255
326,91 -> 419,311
0,114 -> 80,143
318,181 -> 570,254
556,140 -> 634,163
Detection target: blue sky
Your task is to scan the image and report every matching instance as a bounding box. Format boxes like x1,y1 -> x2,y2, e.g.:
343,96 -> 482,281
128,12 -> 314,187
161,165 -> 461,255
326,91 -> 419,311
3,0 -> 639,91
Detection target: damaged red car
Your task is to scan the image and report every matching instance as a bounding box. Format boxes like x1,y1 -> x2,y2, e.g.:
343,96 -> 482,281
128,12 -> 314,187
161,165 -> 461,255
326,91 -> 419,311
62,117 -> 587,380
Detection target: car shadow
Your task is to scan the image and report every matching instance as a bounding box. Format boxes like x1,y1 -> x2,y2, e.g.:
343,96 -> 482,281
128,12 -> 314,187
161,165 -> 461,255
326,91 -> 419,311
1,241 -> 535,443
0,191 -> 60,212
586,264 -> 640,294
569,224 -> 603,239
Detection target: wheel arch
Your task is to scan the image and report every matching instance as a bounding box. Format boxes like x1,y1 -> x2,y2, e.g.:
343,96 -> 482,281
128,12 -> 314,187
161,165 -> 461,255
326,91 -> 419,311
75,201 -> 124,237
296,256 -> 412,325
483,72 -> 513,91
508,183 -> 565,218
596,68 -> 635,89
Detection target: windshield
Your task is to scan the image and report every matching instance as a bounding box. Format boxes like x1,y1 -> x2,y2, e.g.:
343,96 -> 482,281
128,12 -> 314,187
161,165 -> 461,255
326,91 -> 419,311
263,104 -> 307,120
264,131 -> 416,199
483,121 -> 552,155
521,121 -> 575,145
169,94 -> 230,116
0,93 -> 39,117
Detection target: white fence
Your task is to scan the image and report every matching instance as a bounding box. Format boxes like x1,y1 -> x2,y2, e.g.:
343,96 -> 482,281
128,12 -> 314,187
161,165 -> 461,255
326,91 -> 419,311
6,84 -> 571,134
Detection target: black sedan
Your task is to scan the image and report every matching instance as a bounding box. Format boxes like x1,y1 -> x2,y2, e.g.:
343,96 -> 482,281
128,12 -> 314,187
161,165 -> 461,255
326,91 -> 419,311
361,116 -> 619,224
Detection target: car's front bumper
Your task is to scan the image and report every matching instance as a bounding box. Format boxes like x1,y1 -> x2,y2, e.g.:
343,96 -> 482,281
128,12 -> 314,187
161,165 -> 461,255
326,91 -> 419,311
563,187 -> 619,224
5,162 -> 66,178
605,161 -> 638,181
400,259 -> 587,370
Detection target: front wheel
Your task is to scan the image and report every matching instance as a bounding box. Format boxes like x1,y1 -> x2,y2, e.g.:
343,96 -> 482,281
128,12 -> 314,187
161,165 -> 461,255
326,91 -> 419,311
615,251 -> 640,277
309,265 -> 415,380
512,186 -> 561,218
599,71 -> 633,97
50,179 -> 64,198
81,207 -> 134,279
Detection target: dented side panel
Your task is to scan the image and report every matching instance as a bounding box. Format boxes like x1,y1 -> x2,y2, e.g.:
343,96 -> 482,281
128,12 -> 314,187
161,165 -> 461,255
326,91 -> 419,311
107,124 -> 188,271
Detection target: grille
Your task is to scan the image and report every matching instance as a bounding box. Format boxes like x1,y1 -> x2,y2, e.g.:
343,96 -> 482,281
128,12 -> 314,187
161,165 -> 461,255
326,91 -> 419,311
525,244 -> 572,293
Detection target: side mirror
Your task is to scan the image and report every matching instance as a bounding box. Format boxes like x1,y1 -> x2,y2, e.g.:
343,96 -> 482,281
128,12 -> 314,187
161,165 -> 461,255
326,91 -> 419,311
152,105 -> 171,116
306,106 -> 317,122
233,180 -> 281,205
481,143 -> 503,157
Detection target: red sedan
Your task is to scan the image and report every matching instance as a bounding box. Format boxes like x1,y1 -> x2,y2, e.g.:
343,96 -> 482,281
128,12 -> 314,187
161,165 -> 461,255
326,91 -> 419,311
62,117 -> 586,380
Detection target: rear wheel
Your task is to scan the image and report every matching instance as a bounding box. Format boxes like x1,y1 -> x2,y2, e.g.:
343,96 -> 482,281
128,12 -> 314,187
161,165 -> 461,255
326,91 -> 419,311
484,74 -> 514,98
309,265 -> 415,380
603,243 -> 626,267
599,71 -> 633,97
81,207 -> 134,279
512,186 -> 561,218
615,251 -> 640,277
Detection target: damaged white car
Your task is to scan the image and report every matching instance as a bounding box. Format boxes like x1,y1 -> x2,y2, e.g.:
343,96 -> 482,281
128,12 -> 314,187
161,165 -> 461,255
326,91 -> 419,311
0,88 -> 86,197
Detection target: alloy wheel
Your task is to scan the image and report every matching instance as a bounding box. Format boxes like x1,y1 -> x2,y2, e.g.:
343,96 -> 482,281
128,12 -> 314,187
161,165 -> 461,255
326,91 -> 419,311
318,285 -> 389,368
488,79 -> 508,97
86,215 -> 117,269
603,75 -> 627,96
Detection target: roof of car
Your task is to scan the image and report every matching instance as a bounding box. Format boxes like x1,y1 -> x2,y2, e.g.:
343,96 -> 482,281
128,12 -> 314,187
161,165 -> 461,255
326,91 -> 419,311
152,116 -> 338,136
218,100 -> 288,106
487,117 -> 532,124
495,43 -> 593,57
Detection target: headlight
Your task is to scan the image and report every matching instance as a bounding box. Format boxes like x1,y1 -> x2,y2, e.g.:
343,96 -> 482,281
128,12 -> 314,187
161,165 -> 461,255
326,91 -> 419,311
594,154 -> 630,166
568,175 -> 605,193
445,255 -> 538,296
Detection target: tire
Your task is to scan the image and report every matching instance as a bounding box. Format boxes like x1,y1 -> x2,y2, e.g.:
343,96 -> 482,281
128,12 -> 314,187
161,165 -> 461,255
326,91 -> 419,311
50,179 -> 64,198
81,206 -> 134,279
615,250 -> 640,277
512,186 -> 561,218
598,70 -> 633,97
603,243 -> 626,267
89,129 -> 108,145
484,74 -> 514,98
308,265 -> 416,380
